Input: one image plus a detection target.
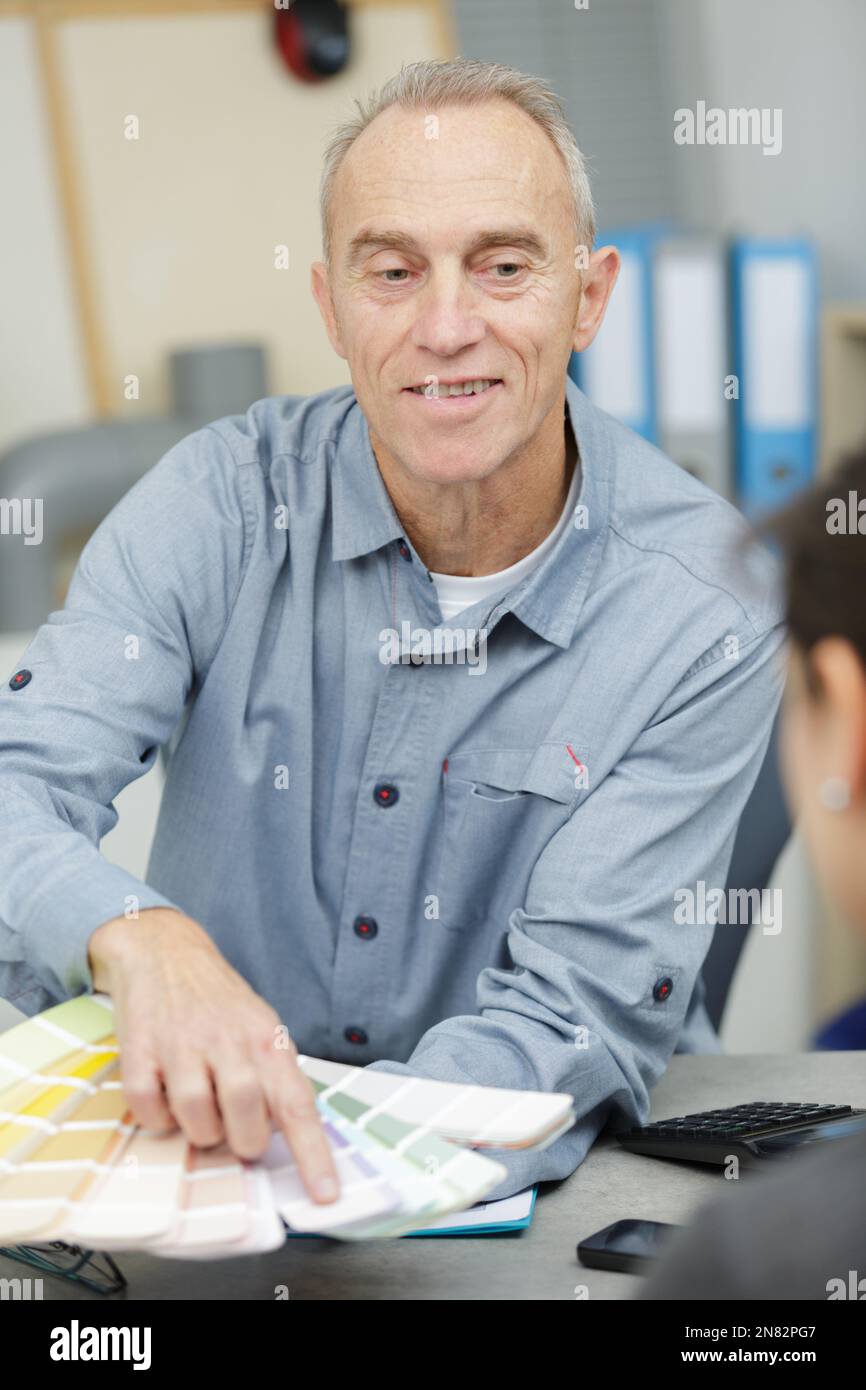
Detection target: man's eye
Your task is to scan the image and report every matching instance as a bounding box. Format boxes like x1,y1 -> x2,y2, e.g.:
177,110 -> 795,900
380,268 -> 410,282
491,263 -> 523,278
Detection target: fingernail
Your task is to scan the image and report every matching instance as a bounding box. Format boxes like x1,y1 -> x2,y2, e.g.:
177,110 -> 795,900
314,1175 -> 339,1203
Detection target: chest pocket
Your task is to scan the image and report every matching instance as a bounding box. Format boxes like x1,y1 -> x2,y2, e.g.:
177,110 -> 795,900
437,743 -> 579,932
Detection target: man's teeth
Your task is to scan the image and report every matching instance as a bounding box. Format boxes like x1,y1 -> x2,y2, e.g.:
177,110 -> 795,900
411,379 -> 498,396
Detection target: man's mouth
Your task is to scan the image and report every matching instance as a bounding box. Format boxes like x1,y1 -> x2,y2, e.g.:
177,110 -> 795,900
403,378 -> 503,397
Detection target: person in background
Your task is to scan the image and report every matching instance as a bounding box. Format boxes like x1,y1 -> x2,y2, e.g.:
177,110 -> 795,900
639,449 -> 866,1301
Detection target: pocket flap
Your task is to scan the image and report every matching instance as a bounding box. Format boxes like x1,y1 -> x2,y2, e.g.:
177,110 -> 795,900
446,742 -> 580,806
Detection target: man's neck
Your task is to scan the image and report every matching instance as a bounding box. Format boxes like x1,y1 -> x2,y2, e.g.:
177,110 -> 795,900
371,402 -> 577,577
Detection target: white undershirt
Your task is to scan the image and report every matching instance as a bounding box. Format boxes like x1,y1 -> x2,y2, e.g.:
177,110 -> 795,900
429,458 -> 581,622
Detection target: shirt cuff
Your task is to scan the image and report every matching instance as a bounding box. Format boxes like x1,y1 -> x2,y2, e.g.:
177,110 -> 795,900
19,864 -> 183,1002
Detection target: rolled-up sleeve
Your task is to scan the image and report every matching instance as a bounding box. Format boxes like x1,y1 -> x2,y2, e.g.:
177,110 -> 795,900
369,621 -> 786,1197
0,427 -> 247,1004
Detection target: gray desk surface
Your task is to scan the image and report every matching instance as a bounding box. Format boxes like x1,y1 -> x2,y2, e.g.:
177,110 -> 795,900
4,1052 -> 864,1301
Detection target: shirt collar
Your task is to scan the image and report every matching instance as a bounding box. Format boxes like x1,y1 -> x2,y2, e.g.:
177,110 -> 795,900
505,375 -> 611,649
330,397 -> 405,561
330,374 -> 611,649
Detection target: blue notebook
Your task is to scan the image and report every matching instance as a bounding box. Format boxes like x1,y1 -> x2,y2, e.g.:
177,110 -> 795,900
282,1187 -> 537,1238
402,1186 -> 536,1236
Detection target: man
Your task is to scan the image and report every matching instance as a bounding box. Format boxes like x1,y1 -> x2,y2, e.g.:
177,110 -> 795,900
0,59 -> 783,1207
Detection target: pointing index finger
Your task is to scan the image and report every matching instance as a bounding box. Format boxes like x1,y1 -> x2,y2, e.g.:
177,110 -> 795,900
262,1051 -> 340,1204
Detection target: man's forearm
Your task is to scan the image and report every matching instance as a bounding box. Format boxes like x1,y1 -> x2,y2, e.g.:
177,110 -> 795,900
0,773 -> 186,999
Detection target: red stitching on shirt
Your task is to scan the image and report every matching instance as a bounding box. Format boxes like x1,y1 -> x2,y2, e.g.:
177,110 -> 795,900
565,744 -> 585,773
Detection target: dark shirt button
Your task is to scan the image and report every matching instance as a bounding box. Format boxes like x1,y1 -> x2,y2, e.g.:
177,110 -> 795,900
8,669 -> 31,691
344,1026 -> 368,1046
373,782 -> 399,807
353,915 -> 378,940
653,976 -> 674,1002
397,540 -> 411,561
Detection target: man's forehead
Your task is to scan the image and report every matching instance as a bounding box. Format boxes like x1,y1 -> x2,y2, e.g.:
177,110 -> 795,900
334,191 -> 564,269
343,171 -> 541,217
340,100 -> 564,194
335,118 -> 567,243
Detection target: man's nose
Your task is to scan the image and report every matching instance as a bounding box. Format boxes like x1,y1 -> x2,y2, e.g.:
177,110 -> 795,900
409,272 -> 487,357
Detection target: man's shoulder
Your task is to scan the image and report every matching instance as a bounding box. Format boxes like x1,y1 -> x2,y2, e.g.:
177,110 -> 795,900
572,386 -> 784,639
93,386 -> 359,559
204,383 -> 358,467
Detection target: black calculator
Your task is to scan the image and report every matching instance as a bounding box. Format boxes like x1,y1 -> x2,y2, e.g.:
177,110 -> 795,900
616,1100 -> 866,1167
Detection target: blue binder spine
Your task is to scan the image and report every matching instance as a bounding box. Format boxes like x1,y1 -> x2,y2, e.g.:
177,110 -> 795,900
570,226 -> 659,446
731,238 -> 818,517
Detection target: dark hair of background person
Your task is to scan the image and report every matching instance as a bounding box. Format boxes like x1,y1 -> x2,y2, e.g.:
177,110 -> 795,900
763,449 -> 866,698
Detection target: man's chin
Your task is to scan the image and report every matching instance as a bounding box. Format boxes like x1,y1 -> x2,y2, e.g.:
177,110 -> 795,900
367,411 -> 518,486
399,449 -> 507,486
386,423 -> 515,485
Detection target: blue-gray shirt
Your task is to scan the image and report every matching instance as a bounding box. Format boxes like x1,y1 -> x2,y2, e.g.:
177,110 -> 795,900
0,376 -> 784,1196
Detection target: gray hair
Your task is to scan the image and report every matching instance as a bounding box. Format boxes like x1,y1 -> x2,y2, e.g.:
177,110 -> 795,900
319,57 -> 595,265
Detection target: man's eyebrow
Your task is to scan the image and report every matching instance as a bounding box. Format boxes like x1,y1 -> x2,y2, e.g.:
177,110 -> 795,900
345,227 -> 549,263
346,230 -> 418,261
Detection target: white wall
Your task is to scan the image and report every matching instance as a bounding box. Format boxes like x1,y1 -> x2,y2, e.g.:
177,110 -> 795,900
659,0 -> 866,300
720,832 -> 818,1053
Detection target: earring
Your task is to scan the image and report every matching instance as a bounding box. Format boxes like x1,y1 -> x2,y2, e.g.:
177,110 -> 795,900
819,776 -> 851,811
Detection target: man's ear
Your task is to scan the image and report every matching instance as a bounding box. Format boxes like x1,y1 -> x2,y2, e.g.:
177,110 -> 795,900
311,261 -> 347,360
572,245 -> 620,353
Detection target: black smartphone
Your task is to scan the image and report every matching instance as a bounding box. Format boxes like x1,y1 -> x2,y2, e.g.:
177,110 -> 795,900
577,1218 -> 679,1274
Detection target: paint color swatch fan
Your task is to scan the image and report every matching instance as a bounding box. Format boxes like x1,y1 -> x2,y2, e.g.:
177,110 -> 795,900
0,996 -> 575,1271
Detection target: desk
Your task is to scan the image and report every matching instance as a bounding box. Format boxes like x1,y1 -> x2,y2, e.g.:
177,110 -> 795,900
3,1052 -> 864,1301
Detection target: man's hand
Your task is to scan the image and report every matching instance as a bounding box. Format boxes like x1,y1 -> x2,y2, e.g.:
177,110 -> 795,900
88,908 -> 339,1204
